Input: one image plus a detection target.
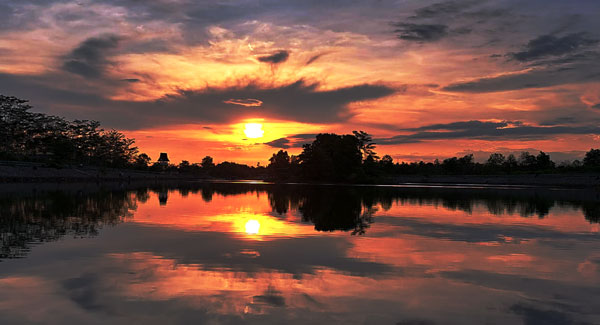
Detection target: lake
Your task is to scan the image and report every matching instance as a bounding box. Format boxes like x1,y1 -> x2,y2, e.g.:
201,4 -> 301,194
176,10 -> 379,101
1,182 -> 599,324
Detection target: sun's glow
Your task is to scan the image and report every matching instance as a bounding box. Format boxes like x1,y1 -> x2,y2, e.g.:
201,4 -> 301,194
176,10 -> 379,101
243,123 -> 264,138
245,219 -> 260,234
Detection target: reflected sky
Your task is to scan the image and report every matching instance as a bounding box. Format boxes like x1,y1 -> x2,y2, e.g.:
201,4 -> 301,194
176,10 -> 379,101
0,183 -> 599,324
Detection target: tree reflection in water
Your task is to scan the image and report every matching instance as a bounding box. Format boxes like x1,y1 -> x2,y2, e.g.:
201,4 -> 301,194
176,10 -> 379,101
1,182 -> 598,259
0,189 -> 139,259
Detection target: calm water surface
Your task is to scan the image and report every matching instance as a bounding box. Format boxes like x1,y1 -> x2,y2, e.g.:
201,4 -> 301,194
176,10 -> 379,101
1,182 -> 599,324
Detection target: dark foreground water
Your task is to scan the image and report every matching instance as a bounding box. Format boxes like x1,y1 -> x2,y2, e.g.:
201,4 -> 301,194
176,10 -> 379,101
1,182 -> 599,324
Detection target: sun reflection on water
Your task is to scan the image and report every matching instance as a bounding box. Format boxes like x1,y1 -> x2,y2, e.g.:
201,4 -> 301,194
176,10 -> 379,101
245,219 -> 260,234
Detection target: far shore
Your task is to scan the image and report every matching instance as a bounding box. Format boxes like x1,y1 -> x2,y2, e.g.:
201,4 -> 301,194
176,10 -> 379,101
386,174 -> 600,188
1,162 -> 599,188
0,162 -> 206,183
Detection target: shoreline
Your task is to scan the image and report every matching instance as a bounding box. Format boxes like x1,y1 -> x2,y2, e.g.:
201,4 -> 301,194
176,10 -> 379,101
0,162 -> 208,183
387,174 -> 600,188
1,163 -> 599,188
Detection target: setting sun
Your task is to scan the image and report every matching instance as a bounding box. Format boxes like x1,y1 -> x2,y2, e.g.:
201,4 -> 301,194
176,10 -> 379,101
245,219 -> 260,234
243,123 -> 264,139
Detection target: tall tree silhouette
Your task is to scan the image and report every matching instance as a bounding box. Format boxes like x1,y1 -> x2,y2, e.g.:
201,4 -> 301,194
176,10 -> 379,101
298,133 -> 363,181
352,130 -> 378,161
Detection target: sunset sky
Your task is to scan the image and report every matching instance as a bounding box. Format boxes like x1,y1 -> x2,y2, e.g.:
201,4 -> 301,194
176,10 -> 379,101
1,0 -> 600,165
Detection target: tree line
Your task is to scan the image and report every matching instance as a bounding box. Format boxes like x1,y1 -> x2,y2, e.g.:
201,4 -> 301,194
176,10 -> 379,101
264,134 -> 600,182
1,95 -> 142,167
2,94 -> 599,181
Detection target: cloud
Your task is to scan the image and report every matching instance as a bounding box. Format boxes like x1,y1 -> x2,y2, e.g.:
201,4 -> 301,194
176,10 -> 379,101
0,73 -> 395,129
257,50 -> 289,64
62,35 -> 121,78
121,38 -> 176,54
446,33 -> 600,93
510,33 -> 599,62
443,57 -> 600,92
305,53 -> 328,65
411,0 -> 480,19
264,134 -> 317,149
121,78 -> 140,83
223,98 -> 263,107
510,304 -> 574,325
264,138 -> 292,149
393,23 -> 448,42
376,120 -> 600,144
407,120 -> 516,131
393,0 -> 508,43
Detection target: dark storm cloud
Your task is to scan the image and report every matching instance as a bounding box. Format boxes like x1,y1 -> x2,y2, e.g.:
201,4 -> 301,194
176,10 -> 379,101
257,50 -> 290,64
509,33 -> 599,62
376,120 -> 600,144
62,35 -> 121,78
265,134 -> 317,149
393,23 -> 448,42
0,73 -> 395,129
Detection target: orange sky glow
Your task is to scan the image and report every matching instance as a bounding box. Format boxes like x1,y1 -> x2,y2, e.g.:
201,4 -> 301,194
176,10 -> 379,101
1,0 -> 599,164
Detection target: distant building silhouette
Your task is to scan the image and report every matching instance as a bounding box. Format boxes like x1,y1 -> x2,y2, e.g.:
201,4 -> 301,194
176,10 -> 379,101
157,152 -> 170,166
158,189 -> 169,206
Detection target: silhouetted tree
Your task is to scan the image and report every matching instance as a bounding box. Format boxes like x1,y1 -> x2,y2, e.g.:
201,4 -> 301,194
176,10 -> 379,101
504,154 -> 518,171
298,133 -> 363,182
535,151 -> 554,170
584,149 -> 600,168
519,152 -> 537,170
379,155 -> 394,173
442,154 -> 474,174
201,156 -> 215,169
0,94 -> 143,168
487,153 -> 505,167
133,153 -> 152,169
268,150 -> 292,180
353,130 -> 378,161
268,150 -> 291,168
